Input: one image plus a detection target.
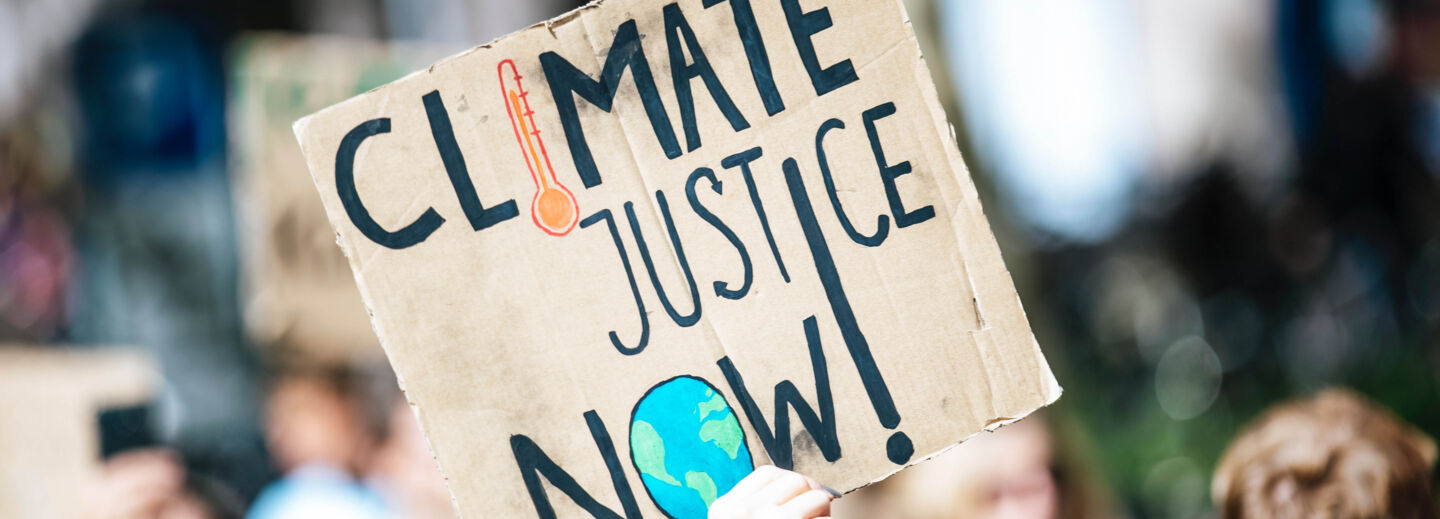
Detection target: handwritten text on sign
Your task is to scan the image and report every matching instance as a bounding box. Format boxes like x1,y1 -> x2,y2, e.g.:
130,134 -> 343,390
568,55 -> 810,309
294,0 -> 1060,517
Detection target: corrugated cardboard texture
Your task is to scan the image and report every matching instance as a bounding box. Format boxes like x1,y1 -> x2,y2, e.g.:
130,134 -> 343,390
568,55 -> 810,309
293,0 -> 1061,516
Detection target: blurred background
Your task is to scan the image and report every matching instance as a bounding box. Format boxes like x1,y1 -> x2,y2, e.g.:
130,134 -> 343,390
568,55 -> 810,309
0,0 -> 1435,517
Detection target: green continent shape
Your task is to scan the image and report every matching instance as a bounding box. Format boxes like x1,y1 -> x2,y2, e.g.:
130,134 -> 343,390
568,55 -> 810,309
698,414 -> 744,459
685,471 -> 719,507
697,390 -> 727,421
630,420 -> 681,486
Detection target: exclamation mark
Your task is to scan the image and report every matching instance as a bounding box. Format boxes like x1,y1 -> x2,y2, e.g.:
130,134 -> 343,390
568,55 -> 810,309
781,158 -> 913,465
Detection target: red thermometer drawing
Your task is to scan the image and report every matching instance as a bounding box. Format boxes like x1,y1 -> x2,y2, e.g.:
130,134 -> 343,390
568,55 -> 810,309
499,59 -> 579,236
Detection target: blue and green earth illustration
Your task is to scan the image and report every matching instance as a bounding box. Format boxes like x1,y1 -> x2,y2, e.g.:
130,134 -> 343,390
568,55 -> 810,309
630,376 -> 754,518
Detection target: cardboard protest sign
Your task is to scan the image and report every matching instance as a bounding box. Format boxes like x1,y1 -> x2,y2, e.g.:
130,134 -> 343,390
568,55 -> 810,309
0,347 -> 155,519
230,34 -> 450,364
293,0 -> 1062,516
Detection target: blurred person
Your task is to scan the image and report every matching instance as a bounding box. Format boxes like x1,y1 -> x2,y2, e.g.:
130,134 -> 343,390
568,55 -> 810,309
79,448 -> 244,519
365,400 -> 455,518
249,363 -> 456,519
834,413 -> 1110,519
247,368 -> 388,519
1212,388 -> 1437,519
875,417 -> 1058,519
711,414 -> 1108,519
68,9 -> 270,501
361,371 -> 455,519
0,119 -> 77,342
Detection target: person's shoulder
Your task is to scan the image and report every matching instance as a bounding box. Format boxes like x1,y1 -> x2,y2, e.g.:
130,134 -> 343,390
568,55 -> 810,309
246,466 -> 390,519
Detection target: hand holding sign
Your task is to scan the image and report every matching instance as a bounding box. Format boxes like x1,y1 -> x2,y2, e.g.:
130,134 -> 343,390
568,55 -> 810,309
706,466 -> 836,519
293,0 -> 1061,517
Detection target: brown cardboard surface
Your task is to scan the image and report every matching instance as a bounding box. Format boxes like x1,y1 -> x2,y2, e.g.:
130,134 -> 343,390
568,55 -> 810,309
229,34 -> 452,365
293,0 -> 1061,516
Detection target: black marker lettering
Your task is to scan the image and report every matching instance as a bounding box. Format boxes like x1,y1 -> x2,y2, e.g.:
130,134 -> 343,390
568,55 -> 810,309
423,91 -> 520,232
625,196 -> 702,328
701,0 -> 785,115
541,20 -> 681,189
511,411 -> 641,519
581,210 -> 650,355
718,316 -> 840,469
721,147 -> 791,283
664,3 -> 749,152
686,167 -> 754,300
863,102 -> 934,228
782,158 -> 913,465
780,0 -> 859,96
335,118 -> 444,249
815,118 -> 888,247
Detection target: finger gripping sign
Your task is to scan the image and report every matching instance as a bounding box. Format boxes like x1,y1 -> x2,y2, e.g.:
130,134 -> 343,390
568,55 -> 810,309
293,0 -> 1062,517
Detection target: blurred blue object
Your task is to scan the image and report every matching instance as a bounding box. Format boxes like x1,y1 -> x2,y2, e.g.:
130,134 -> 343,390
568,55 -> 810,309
246,465 -> 390,519
73,12 -> 225,179
1420,88 -> 1440,176
66,7 -> 269,503
939,0 -> 1146,244
1323,0 -> 1391,79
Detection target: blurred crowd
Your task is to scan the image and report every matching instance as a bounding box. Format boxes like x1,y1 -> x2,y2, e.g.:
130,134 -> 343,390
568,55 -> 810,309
0,0 -> 1437,517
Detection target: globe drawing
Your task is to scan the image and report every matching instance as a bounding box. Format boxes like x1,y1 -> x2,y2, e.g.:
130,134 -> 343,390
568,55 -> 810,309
630,376 -> 754,518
